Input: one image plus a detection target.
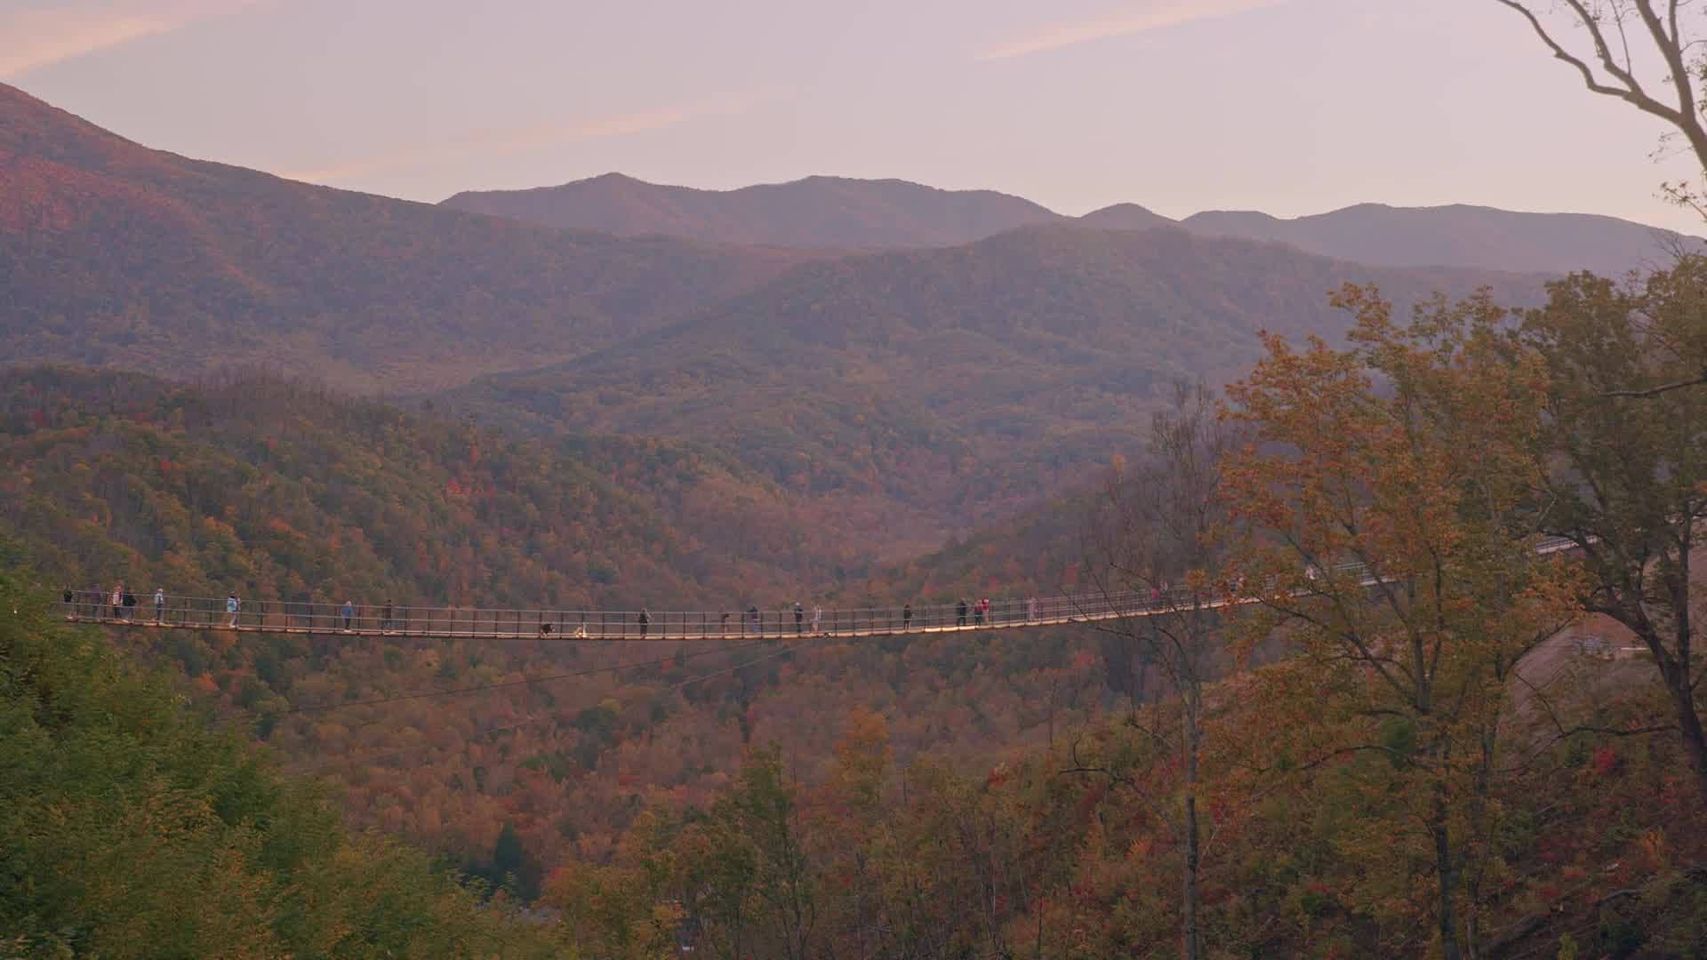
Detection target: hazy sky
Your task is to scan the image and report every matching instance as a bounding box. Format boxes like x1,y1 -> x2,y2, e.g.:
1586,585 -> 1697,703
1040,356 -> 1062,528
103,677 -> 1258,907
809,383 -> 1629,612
5,0 -> 1705,231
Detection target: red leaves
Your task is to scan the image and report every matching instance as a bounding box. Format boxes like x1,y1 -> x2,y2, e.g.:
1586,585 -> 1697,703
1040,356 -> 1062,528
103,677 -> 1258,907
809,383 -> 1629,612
1592,745 -> 1622,778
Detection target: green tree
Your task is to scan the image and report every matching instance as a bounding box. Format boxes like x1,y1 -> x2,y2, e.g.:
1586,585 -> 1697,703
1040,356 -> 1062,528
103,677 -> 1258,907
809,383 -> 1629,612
1515,261 -> 1707,803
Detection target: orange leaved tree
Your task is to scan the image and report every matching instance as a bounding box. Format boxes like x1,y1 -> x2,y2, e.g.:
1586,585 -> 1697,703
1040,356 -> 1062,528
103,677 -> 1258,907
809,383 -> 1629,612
1222,286 -> 1579,959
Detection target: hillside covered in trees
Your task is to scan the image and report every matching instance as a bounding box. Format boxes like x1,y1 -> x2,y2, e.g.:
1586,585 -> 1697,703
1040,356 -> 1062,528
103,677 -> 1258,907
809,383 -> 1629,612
0,365 -> 1124,881
440,225 -> 1545,546
0,553 -> 559,957
7,254 -> 1707,956
527,268 -> 1707,958
0,365 -> 870,609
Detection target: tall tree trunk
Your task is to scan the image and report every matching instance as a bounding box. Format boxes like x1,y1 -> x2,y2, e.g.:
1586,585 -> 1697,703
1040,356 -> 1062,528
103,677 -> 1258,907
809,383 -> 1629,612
1182,698 -> 1202,960
1658,654 -> 1707,804
1432,785 -> 1464,960
1626,609 -> 1707,804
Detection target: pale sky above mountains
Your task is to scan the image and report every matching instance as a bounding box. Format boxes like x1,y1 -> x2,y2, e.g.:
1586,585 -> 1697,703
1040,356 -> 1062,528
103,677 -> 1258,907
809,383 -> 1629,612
4,0 -> 1705,233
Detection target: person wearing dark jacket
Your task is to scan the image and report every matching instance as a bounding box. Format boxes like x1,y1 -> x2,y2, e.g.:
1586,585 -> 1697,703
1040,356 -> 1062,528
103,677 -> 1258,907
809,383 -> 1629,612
956,598 -> 969,627
639,608 -> 651,638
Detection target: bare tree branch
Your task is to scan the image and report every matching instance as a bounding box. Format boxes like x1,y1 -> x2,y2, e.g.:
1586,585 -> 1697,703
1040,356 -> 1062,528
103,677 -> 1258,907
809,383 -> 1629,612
1604,370 -> 1707,397
1494,0 -> 1707,173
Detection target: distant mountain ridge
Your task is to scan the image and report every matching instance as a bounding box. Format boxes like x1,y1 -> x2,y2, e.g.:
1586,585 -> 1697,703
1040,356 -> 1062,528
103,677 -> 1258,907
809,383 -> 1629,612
442,173 -> 1061,249
1077,203 -> 1176,232
0,83 -> 814,390
1179,202 -> 1701,276
445,172 -> 1699,275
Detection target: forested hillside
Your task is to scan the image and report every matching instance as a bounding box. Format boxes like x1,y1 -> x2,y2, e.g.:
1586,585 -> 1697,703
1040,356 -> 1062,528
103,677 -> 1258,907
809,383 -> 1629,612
0,366 -> 848,607
443,225 -> 1544,544
546,649 -> 1707,958
0,366 -> 1121,879
531,272 -> 1707,959
0,84 -> 814,390
0,554 -> 558,957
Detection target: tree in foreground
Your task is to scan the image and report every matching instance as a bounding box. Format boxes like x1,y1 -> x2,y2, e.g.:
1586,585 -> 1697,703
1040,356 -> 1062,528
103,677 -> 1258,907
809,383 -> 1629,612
1222,287 -> 1580,959
1084,381 -> 1239,960
1514,260 -> 1707,803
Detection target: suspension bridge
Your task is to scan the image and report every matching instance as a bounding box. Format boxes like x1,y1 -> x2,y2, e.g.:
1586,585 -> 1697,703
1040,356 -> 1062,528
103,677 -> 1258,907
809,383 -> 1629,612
61,589 -> 1182,642
57,537 -> 1579,643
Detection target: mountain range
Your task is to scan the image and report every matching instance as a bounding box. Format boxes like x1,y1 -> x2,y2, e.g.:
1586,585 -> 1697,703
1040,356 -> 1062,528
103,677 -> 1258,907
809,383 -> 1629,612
443,171 -> 1700,275
3,79 -> 1685,404
0,79 -> 1580,550
442,173 -> 1062,251
0,84 -> 816,390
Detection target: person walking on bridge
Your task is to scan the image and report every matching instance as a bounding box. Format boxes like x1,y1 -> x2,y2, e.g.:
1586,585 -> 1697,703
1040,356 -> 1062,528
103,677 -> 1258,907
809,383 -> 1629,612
956,598 -> 968,627
793,602 -> 804,635
341,599 -> 354,631
903,602 -> 913,630
226,593 -> 240,628
639,608 -> 651,638
153,587 -> 165,623
109,582 -> 123,620
748,605 -> 762,636
811,604 -> 822,635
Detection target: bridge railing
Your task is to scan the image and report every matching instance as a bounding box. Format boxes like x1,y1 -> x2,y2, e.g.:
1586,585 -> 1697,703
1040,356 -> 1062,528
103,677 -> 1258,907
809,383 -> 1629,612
57,587 -> 1209,640
57,536 -> 1581,640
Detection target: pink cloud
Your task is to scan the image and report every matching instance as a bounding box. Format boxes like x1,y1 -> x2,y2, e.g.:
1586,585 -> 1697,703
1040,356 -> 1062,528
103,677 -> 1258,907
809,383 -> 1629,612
0,0 -> 264,78
978,0 -> 1286,61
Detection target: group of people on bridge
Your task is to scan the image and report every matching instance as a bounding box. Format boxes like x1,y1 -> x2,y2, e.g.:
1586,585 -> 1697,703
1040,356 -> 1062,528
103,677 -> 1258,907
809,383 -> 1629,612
65,585 -> 407,632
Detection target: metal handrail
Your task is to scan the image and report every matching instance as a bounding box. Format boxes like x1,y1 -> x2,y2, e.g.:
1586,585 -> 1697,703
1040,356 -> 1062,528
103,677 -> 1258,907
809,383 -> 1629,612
59,590 -> 1164,640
